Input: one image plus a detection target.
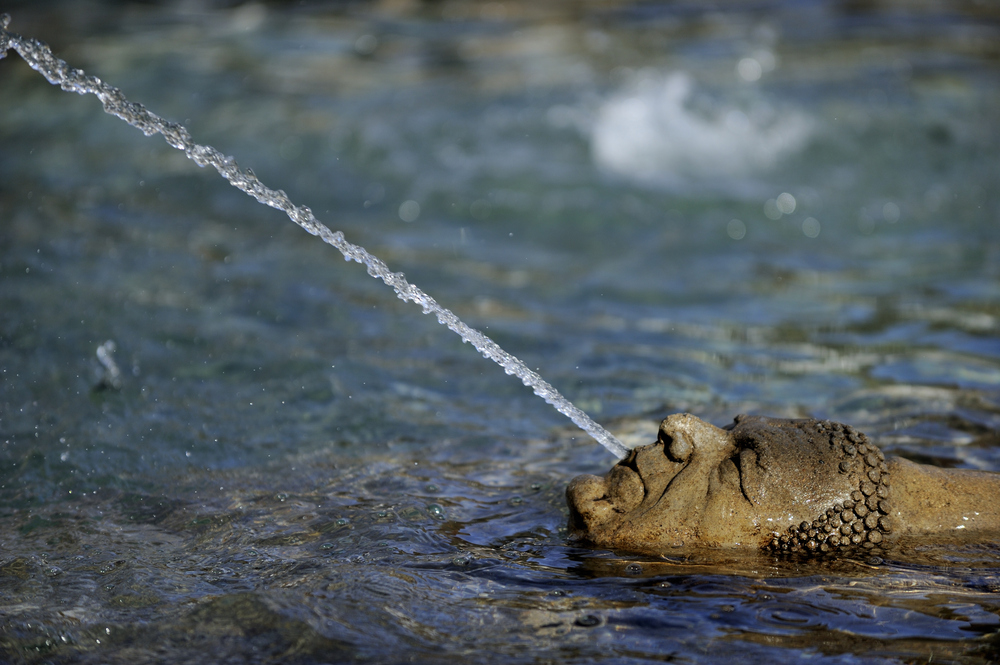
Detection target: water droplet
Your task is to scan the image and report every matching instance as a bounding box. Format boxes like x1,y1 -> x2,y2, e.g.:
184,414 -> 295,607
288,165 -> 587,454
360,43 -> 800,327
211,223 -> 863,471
727,218 -> 746,240
275,492 -> 288,502
763,198 -> 782,220
625,563 -> 642,575
775,192 -> 796,214
508,496 -> 523,505
354,34 -> 378,56
321,543 -> 334,550
737,57 -> 762,82
427,503 -> 445,519
882,201 -> 900,223
574,614 -> 602,628
335,518 -> 349,527
398,200 -> 420,222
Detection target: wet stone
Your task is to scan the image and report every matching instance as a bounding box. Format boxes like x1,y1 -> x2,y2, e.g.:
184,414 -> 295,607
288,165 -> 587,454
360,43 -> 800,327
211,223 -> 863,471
860,481 -> 876,496
865,513 -> 880,530
854,504 -> 869,518
839,461 -> 852,474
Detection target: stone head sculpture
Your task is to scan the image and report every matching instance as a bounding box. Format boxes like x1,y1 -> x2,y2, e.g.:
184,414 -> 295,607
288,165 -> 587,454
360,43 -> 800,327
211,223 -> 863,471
567,413 -> 1000,556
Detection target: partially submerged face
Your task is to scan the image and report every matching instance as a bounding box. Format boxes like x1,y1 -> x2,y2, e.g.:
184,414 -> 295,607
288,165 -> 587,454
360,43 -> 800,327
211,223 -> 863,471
566,414 -> 893,555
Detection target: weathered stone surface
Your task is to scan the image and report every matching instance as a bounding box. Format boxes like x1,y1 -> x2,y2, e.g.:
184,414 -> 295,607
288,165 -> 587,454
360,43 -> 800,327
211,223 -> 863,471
566,413 -> 1000,556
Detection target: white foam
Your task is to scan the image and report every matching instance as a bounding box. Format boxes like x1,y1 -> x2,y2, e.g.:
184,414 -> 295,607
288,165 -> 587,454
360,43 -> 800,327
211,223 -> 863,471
590,72 -> 813,189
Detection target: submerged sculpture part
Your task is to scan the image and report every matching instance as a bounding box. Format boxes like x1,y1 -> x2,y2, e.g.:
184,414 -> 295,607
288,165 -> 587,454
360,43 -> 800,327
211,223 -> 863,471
567,413 -> 1000,556
0,16 -> 629,460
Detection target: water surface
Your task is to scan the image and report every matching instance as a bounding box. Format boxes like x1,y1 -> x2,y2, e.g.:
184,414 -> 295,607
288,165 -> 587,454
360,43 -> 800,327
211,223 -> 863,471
1,1 -> 999,663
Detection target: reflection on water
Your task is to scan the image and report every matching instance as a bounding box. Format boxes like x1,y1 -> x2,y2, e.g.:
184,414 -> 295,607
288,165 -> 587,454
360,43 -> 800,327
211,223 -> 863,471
1,1 -> 999,663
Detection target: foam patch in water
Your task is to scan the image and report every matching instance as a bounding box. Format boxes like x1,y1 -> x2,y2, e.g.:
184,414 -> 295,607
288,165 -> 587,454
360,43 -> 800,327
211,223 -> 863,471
591,72 -> 814,190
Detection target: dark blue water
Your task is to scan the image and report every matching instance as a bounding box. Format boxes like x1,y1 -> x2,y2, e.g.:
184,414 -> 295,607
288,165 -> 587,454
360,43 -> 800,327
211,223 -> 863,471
1,2 -> 999,663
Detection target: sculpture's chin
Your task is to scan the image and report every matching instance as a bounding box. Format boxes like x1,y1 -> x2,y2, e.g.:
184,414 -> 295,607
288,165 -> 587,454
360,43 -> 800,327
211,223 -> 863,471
566,464 -> 645,538
565,473 -> 607,536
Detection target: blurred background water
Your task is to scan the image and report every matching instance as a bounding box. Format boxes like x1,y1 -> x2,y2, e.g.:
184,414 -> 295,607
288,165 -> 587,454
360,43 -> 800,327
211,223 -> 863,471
1,1 -> 999,662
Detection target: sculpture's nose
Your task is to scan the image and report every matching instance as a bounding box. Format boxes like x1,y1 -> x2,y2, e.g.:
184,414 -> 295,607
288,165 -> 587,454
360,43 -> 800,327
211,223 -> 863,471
659,421 -> 693,462
658,413 -> 735,463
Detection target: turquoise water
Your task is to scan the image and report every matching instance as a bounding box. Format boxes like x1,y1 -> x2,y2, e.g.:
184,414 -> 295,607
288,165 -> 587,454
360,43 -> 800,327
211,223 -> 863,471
1,2 -> 999,663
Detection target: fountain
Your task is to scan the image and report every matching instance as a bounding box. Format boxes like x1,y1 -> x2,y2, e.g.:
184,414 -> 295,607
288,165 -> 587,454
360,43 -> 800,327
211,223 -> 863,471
0,14 -> 630,460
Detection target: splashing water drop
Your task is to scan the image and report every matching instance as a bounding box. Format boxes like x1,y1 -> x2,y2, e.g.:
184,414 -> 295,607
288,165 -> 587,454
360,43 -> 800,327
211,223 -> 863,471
0,20 -> 630,460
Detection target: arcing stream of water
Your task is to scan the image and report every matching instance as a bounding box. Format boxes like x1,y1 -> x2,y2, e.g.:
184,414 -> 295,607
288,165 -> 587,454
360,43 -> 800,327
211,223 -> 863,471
0,14 -> 630,460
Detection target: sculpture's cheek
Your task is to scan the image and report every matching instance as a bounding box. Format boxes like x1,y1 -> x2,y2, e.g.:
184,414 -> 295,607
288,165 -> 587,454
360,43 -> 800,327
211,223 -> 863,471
606,465 -> 644,512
